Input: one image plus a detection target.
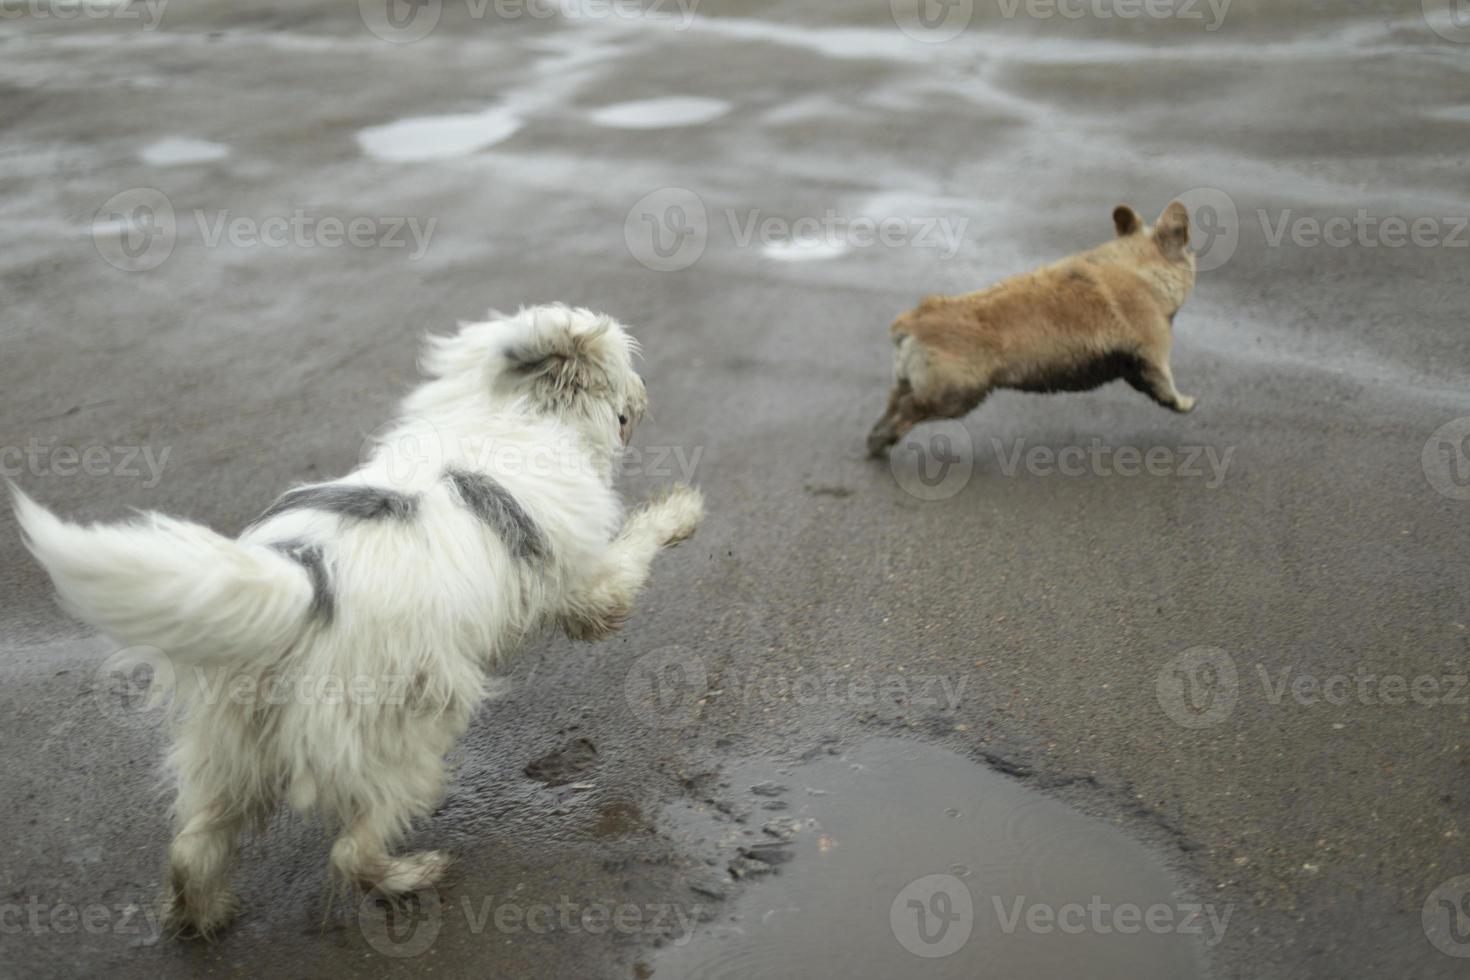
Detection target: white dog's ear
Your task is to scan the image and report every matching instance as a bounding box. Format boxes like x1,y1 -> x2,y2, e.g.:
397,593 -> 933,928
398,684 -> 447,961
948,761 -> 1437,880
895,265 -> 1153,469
1113,204 -> 1143,237
1153,201 -> 1190,258
502,310 -> 612,406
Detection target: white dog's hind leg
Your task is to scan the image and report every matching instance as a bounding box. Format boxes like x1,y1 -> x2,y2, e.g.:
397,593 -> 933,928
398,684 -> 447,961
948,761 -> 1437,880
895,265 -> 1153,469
562,484 -> 703,642
161,715 -> 278,937
329,816 -> 450,896
163,799 -> 246,937
325,727 -> 455,896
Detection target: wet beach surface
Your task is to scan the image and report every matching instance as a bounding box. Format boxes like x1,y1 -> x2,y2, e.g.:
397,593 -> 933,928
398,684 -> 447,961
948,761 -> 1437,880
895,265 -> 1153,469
2,1 -> 1469,978
653,738 -> 1208,979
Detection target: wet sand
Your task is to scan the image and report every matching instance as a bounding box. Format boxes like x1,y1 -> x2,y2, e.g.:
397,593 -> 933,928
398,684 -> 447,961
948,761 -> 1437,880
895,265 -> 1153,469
2,1 -> 1469,977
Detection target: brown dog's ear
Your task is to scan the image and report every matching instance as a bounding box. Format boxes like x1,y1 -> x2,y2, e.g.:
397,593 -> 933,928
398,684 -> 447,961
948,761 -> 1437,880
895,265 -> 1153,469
1113,205 -> 1143,237
1153,200 -> 1190,258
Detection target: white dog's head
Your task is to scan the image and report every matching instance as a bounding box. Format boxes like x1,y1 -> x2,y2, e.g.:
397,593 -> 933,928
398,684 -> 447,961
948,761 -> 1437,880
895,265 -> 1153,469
417,305 -> 648,454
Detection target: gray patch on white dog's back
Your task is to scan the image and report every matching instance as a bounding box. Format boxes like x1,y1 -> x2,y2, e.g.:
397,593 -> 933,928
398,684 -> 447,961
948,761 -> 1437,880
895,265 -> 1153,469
444,469 -> 549,561
269,540 -> 334,623
251,484 -> 419,527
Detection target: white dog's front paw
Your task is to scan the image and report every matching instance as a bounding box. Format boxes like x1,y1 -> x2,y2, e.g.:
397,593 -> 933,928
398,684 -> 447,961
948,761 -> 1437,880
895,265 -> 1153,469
161,885 -> 240,940
651,483 -> 704,547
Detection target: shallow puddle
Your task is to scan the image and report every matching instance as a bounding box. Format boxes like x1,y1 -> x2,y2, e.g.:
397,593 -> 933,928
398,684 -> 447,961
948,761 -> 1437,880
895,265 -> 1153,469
656,739 -> 1210,980
139,136 -> 229,166
760,239 -> 850,263
355,108 -> 522,162
589,96 -> 731,129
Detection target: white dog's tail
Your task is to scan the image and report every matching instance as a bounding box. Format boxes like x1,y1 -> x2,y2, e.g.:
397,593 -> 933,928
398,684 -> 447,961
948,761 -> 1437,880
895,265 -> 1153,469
12,486 -> 317,665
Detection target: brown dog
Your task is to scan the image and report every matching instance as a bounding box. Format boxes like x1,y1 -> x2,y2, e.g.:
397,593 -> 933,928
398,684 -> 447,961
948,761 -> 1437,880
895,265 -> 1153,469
867,201 -> 1198,457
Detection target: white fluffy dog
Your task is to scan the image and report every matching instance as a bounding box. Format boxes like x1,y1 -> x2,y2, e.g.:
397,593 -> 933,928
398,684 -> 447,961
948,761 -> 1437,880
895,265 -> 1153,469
12,305 -> 704,937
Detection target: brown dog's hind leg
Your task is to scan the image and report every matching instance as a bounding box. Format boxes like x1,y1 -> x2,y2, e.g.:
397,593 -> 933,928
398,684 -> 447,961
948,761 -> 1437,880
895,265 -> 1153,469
874,385 -> 988,456
867,379 -> 913,457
